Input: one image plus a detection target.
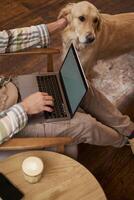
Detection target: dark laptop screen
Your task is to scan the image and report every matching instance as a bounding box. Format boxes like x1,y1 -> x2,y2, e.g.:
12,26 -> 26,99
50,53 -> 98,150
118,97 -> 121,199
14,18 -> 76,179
60,44 -> 88,114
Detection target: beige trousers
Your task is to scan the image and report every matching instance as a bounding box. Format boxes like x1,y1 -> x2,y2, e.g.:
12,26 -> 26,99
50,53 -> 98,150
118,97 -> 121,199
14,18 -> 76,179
0,81 -> 134,159
19,82 -> 133,147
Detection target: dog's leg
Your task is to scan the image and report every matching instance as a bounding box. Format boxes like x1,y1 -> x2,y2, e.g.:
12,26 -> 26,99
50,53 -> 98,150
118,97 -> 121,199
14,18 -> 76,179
78,46 -> 98,79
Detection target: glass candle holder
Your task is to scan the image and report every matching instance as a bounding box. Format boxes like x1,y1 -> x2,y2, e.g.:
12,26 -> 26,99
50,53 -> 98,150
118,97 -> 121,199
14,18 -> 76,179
22,156 -> 44,184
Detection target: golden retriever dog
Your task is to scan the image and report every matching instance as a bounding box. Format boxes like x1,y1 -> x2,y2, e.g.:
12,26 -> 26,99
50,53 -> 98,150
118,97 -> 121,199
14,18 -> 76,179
58,1 -> 134,76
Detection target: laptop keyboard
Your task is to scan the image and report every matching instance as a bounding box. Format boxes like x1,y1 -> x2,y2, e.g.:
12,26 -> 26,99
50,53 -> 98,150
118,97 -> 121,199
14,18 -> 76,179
37,75 -> 67,119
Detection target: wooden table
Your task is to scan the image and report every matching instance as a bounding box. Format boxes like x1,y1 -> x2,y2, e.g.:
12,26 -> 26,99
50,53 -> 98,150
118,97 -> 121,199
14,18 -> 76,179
0,151 -> 107,200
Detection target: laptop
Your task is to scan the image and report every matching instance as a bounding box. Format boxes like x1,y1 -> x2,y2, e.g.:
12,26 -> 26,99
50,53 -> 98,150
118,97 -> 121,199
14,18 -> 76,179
14,44 -> 89,122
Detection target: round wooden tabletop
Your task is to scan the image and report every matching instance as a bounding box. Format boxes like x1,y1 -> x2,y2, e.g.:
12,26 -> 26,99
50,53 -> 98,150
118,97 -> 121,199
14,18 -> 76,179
0,151 -> 107,200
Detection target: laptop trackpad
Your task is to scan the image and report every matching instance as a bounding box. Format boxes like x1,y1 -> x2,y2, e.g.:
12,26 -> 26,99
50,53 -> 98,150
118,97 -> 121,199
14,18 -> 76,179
14,74 -> 39,100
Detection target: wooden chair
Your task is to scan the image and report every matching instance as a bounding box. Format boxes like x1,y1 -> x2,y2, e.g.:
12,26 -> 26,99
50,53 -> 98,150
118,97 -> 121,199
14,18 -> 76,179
0,48 -> 73,154
0,137 -> 73,154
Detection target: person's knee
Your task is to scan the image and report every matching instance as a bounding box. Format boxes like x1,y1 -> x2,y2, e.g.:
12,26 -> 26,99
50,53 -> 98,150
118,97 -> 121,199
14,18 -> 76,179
69,112 -> 97,142
74,112 -> 96,130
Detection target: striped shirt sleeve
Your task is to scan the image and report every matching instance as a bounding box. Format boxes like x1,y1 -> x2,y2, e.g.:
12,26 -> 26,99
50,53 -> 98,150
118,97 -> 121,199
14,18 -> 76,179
0,24 -> 50,144
0,104 -> 28,144
0,24 -> 50,53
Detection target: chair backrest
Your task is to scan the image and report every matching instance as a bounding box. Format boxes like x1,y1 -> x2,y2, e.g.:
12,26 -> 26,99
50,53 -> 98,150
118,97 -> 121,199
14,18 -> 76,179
0,47 -> 60,72
0,48 -> 73,154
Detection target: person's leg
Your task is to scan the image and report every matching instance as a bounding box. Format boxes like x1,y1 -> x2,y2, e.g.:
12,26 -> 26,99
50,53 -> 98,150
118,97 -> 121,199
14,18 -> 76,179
80,83 -> 134,137
19,112 -> 127,147
11,111 -> 127,159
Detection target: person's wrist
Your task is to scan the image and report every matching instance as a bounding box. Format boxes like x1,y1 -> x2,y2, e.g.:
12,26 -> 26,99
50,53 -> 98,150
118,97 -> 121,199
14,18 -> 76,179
20,101 -> 29,114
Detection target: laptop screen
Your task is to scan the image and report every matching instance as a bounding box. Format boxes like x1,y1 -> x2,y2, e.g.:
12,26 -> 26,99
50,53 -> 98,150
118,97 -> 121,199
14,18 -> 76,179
60,44 -> 88,114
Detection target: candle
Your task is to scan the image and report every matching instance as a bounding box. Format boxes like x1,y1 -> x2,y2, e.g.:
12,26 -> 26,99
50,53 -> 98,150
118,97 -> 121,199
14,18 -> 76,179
22,156 -> 44,184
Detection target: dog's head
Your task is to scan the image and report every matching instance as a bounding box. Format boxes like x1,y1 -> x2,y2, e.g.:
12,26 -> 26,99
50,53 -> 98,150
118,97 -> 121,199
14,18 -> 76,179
58,1 -> 101,47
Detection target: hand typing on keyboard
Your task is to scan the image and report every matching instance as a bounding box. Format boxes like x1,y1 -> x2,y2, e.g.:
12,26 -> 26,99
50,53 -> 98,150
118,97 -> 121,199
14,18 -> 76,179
37,75 -> 67,119
21,92 -> 54,115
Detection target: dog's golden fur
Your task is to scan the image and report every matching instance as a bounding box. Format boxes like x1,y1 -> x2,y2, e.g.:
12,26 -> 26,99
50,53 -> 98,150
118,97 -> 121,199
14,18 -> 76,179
58,1 -> 134,76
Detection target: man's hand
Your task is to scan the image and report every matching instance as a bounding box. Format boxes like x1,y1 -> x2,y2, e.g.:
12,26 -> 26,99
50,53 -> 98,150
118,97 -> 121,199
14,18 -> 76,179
47,18 -> 67,34
21,92 -> 54,115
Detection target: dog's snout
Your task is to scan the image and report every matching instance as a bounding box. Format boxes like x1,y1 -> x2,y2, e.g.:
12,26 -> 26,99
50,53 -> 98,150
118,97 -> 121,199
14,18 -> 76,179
85,34 -> 95,43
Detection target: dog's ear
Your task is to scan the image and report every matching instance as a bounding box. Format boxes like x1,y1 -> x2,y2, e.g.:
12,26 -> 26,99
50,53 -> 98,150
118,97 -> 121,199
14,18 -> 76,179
58,3 -> 75,21
97,12 -> 102,31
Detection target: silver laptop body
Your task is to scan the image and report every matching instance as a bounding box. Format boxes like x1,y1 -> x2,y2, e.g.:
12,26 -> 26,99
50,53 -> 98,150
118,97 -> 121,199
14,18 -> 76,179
13,44 -> 88,123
